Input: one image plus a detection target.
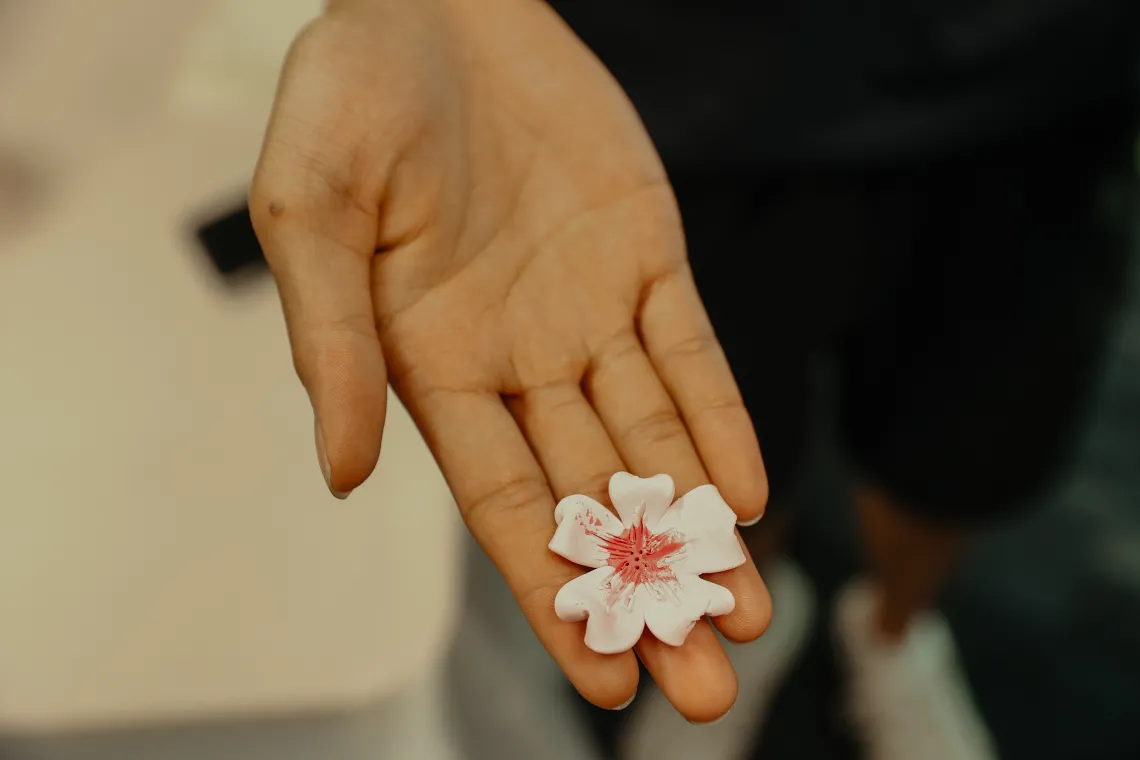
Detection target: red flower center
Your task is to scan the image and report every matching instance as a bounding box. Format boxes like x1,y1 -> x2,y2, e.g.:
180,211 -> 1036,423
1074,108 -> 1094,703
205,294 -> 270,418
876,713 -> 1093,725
579,505 -> 686,607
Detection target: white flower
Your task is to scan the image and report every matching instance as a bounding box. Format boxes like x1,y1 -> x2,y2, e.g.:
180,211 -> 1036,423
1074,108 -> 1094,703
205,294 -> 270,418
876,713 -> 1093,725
548,472 -> 746,655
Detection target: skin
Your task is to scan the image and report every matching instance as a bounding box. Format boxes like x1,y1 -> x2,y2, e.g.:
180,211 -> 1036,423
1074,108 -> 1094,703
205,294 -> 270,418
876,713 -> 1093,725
857,488 -> 972,641
251,0 -> 771,722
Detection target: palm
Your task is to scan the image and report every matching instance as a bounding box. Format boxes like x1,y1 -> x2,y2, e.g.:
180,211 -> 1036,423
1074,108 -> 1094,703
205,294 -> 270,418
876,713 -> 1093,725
253,0 -> 771,721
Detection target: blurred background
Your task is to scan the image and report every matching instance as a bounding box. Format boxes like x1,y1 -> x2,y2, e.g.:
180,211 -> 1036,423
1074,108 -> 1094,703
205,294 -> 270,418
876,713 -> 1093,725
1,1 -> 1138,759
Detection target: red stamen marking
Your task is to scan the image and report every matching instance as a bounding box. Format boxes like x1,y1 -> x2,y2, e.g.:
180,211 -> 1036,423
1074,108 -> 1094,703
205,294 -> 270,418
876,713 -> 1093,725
577,506 -> 686,607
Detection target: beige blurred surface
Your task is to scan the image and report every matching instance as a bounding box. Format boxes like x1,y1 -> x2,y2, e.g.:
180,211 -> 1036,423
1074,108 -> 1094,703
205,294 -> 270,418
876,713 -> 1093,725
0,0 -> 460,736
0,0 -> 206,173
0,0 -> 312,171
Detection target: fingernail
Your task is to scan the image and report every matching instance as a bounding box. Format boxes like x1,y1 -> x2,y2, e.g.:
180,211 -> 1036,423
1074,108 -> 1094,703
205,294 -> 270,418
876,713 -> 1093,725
609,693 -> 637,711
738,512 -> 764,527
314,417 -> 351,500
688,707 -> 731,726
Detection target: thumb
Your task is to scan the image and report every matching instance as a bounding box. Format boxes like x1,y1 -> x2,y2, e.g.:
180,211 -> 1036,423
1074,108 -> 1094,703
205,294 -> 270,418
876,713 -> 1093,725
250,129 -> 386,500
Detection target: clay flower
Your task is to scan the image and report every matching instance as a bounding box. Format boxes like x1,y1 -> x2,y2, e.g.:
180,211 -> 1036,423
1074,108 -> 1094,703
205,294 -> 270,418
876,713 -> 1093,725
548,472 -> 746,654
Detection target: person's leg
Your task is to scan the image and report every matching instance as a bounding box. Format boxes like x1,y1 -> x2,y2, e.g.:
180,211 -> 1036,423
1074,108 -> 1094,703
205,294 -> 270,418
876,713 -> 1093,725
835,97 -> 1139,760
619,173 -> 869,759
856,486 -> 971,641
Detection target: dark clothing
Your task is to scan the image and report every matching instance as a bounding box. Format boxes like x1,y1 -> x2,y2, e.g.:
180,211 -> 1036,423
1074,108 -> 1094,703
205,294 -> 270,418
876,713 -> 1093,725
552,0 -> 1140,171
683,99 -> 1137,521
551,1 -> 1140,522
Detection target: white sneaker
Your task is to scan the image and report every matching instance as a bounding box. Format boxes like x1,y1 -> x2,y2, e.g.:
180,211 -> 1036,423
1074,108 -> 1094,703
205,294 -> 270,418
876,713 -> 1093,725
619,558 -> 817,760
834,580 -> 1000,760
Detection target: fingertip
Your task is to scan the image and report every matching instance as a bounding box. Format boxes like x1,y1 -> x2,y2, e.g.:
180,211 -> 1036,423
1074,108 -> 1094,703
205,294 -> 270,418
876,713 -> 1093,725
689,704 -> 734,726
565,647 -> 640,711
581,671 -> 640,712
710,543 -> 773,644
716,456 -> 769,525
608,692 -> 638,711
311,351 -> 388,496
682,670 -> 737,725
315,420 -> 352,499
637,622 -> 738,723
318,397 -> 387,497
715,577 -> 773,644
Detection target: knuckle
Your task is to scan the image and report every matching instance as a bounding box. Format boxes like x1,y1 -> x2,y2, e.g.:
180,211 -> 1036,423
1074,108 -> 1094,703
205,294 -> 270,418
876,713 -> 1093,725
661,332 -> 719,363
597,328 -> 642,363
569,471 -> 614,506
622,407 -> 687,450
307,154 -> 371,216
693,393 -> 746,422
585,328 -> 642,389
250,26 -> 379,247
247,179 -> 282,238
250,146 -> 369,240
288,312 -> 378,389
464,476 -> 550,530
283,16 -> 364,81
285,290 -> 378,346
518,379 -> 583,419
312,310 -> 378,342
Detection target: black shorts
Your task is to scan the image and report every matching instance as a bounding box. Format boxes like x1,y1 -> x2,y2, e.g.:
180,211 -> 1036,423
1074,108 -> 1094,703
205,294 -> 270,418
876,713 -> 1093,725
682,100 -> 1138,524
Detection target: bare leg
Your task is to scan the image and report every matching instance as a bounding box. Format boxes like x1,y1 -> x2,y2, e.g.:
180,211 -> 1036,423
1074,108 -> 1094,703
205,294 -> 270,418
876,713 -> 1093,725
856,486 -> 972,641
837,487 -> 999,759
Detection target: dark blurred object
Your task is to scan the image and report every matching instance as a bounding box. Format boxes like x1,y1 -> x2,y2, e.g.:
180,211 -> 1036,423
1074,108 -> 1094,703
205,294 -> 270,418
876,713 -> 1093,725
194,203 -> 267,279
561,0 -> 1140,751
552,0 -> 1140,171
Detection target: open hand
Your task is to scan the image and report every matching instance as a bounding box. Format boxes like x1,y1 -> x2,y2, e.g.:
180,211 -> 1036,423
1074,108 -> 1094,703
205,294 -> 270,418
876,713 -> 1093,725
251,0 -> 771,721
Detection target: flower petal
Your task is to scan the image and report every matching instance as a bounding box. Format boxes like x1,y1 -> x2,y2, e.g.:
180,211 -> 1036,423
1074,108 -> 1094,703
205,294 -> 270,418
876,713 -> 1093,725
643,572 -> 736,646
642,574 -> 738,647
549,494 -> 624,568
656,485 -> 746,575
554,567 -> 647,654
609,472 -> 675,530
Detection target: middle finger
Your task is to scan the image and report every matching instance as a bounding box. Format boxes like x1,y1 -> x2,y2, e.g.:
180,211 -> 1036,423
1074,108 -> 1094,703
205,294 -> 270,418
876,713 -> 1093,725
584,328 -> 772,643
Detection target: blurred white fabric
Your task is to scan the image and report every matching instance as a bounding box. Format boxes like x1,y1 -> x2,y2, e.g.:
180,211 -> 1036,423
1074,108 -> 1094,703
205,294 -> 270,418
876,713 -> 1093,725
0,0 -> 460,748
